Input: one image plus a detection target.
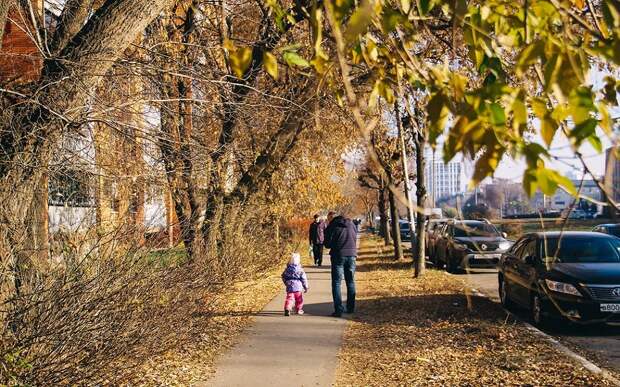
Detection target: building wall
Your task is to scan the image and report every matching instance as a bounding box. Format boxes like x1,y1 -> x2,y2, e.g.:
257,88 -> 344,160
425,158 -> 466,204
0,9 -> 42,83
606,147 -> 620,203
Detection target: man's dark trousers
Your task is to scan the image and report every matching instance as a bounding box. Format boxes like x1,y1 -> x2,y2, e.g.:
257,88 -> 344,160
331,255 -> 356,314
312,243 -> 324,266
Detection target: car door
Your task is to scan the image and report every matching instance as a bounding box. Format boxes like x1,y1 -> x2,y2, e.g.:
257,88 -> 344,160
502,237 -> 526,303
511,238 -> 539,305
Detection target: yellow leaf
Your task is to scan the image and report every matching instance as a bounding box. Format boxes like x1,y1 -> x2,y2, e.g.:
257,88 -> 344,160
263,52 -> 278,79
230,47 -> 253,78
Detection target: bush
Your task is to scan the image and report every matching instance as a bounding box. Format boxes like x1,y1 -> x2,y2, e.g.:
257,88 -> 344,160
0,207 -> 292,385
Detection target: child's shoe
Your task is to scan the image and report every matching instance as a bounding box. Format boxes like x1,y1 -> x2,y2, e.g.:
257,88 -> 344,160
297,309 -> 304,315
284,309 -> 290,316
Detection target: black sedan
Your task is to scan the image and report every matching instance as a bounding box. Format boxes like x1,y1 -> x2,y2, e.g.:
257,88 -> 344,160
498,231 -> 620,326
593,223 -> 620,238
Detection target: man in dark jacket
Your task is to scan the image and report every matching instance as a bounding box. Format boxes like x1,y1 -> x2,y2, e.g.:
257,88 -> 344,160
324,211 -> 357,317
308,214 -> 326,266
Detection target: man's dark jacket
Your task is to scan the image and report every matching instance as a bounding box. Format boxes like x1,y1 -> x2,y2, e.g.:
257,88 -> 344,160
325,216 -> 357,258
309,220 -> 326,244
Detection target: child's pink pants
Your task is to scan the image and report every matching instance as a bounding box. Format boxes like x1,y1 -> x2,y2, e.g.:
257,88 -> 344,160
284,291 -> 304,311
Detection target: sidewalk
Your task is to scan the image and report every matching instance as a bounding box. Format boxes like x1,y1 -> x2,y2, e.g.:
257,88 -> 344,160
200,256 -> 347,387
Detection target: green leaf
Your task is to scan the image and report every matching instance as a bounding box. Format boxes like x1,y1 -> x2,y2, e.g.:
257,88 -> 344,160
523,171 -> 538,197
427,92 -> 450,134
588,135 -> 603,153
540,117 -> 558,146
603,76 -> 618,105
488,103 -> 506,126
555,173 -> 577,196
283,51 -> 310,68
570,118 -> 597,145
512,96 -> 527,128
516,41 -> 544,76
417,0 -> 435,15
344,1 -> 374,42
381,7 -> 407,33
230,47 -> 253,78
568,86 -> 595,125
536,168 -> 558,195
263,52 -> 278,79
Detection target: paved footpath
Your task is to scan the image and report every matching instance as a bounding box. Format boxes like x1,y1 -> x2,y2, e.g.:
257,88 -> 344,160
200,255 -> 347,387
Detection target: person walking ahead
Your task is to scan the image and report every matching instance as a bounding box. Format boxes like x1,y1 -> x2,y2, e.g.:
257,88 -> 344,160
281,253 -> 309,316
324,211 -> 357,317
308,214 -> 326,266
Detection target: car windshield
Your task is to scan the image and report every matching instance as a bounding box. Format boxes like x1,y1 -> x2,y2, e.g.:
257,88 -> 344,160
608,227 -> 620,237
542,237 -> 620,263
453,223 -> 499,237
399,221 -> 410,230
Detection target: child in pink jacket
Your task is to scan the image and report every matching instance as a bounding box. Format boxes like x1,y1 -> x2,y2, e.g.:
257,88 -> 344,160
281,253 -> 309,316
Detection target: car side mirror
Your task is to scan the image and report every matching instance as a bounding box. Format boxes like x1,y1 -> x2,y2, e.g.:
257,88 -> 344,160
502,232 -> 508,238
524,255 -> 536,265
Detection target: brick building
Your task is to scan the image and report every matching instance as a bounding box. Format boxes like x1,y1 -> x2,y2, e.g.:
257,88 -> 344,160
0,4 -> 43,84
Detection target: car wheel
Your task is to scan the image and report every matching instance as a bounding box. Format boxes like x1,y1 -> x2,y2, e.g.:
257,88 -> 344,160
531,293 -> 546,326
499,276 -> 514,309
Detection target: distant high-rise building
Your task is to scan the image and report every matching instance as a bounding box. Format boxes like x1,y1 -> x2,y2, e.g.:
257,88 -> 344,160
605,147 -> 620,203
424,148 -> 467,205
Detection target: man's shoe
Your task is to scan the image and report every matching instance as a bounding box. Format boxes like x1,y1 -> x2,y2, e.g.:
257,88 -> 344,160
284,310 -> 290,316
331,312 -> 342,318
346,309 -> 355,314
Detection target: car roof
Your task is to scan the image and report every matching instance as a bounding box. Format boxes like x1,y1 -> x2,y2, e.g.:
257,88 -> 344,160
453,220 -> 490,225
524,231 -> 616,239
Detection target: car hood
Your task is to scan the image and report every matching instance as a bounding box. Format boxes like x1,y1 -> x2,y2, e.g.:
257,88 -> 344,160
547,263 -> 620,284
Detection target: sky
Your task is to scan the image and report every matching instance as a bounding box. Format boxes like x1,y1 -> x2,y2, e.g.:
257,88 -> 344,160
491,128 -> 615,182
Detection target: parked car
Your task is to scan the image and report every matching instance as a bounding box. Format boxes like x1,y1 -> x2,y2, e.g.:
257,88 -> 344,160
498,231 -> 620,326
399,219 -> 413,241
593,223 -> 620,238
434,220 -> 512,273
425,219 -> 449,263
565,209 -> 588,219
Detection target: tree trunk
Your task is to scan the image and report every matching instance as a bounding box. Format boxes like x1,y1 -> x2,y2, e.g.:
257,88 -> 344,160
378,188 -> 390,245
0,0 -> 12,50
414,131 -> 427,277
395,100 -> 417,264
388,189 -> 403,260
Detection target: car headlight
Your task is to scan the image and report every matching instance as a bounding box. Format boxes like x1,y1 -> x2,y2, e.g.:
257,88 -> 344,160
499,241 -> 512,251
545,279 -> 582,297
453,242 -> 468,250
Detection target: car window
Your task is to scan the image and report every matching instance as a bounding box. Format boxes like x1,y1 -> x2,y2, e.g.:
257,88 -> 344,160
519,240 -> 537,261
453,222 -> 500,237
609,227 -> 620,237
542,237 -> 620,263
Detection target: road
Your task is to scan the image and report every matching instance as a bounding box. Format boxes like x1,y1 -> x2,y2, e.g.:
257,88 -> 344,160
460,269 -> 620,373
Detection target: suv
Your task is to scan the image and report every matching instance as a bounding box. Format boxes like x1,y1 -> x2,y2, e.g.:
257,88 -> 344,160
399,219 -> 413,241
435,220 -> 513,273
426,219 -> 449,263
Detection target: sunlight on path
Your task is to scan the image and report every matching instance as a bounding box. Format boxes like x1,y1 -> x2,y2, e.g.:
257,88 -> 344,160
200,255 -> 348,387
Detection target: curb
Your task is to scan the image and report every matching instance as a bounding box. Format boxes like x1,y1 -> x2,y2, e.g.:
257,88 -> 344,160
467,287 -> 620,386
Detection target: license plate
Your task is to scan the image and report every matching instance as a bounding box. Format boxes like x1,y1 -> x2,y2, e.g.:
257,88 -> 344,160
473,254 -> 501,259
600,304 -> 620,313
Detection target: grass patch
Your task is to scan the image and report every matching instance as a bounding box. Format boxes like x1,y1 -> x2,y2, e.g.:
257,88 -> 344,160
335,236 -> 615,386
